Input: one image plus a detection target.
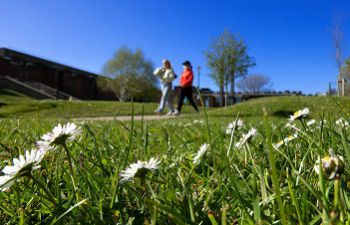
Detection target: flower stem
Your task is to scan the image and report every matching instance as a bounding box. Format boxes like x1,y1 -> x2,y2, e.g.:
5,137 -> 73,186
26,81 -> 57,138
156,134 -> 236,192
62,143 -> 80,202
19,206 -> 25,225
29,173 -> 59,207
334,177 -> 340,209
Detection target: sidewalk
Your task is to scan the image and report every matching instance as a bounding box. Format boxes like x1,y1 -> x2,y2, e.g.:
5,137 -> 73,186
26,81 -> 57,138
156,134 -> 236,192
73,114 -> 179,121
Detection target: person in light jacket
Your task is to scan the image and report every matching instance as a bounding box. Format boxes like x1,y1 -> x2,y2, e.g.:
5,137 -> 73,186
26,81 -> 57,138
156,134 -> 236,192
154,59 -> 178,115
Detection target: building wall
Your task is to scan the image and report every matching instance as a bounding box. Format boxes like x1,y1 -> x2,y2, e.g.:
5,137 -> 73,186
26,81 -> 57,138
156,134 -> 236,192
0,56 -> 116,100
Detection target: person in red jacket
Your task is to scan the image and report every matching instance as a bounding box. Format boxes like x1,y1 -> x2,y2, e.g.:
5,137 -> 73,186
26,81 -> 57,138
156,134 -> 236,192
176,60 -> 198,114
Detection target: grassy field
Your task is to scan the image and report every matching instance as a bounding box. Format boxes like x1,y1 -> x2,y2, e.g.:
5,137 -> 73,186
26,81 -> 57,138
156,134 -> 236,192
2,88 -> 350,120
0,89 -> 160,118
1,93 -> 350,224
207,95 -> 350,121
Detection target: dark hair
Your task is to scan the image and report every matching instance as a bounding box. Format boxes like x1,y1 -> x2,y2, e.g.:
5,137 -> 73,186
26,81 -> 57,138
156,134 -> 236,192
182,60 -> 192,69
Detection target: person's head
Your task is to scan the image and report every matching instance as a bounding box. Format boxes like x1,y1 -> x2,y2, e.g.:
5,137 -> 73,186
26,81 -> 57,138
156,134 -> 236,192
162,59 -> 171,69
182,60 -> 192,70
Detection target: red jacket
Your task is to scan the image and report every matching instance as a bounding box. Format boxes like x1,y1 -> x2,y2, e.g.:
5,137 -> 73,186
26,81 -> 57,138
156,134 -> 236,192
180,68 -> 194,87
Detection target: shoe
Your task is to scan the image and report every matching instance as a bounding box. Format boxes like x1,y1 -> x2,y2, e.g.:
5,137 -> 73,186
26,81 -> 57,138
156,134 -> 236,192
155,110 -> 161,116
166,111 -> 172,116
172,110 -> 180,116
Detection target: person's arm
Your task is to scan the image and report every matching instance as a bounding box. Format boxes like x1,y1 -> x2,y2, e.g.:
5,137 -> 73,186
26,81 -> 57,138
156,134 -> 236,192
153,67 -> 164,76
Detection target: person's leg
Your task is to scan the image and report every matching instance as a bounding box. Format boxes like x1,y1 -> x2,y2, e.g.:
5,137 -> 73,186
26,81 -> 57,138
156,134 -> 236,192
164,83 -> 175,113
177,87 -> 186,112
157,83 -> 167,113
185,87 -> 198,112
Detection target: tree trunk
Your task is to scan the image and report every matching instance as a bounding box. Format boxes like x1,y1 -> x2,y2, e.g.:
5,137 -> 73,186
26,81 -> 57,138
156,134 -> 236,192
230,74 -> 234,96
230,74 -> 235,104
229,63 -> 236,104
219,85 -> 224,107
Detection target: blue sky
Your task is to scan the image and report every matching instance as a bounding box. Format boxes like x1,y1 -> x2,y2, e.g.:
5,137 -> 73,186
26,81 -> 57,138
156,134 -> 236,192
1,0 -> 350,94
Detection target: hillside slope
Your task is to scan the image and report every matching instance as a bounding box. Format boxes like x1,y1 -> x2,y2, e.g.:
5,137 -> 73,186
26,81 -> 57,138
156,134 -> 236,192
208,96 -> 350,120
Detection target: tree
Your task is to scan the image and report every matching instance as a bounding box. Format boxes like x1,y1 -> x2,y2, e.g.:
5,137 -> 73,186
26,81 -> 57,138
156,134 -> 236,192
98,46 -> 158,102
331,12 -> 346,95
205,29 -> 255,106
339,58 -> 350,95
340,58 -> 350,81
236,74 -> 272,93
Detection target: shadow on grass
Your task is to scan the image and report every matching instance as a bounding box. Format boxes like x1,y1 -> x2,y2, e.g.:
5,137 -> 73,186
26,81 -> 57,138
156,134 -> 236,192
0,89 -> 22,96
272,110 -> 294,118
0,102 -> 58,118
0,102 -> 8,107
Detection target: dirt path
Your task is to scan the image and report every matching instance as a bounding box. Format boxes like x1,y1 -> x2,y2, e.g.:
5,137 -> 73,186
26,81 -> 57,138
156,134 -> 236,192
73,114 -> 179,121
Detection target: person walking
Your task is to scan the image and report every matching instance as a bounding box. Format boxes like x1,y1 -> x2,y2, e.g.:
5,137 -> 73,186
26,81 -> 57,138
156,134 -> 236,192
176,60 -> 198,115
154,59 -> 177,115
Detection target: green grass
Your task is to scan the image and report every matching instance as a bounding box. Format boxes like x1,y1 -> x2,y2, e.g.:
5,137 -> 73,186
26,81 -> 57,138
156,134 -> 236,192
208,95 -> 350,122
1,94 -> 350,224
0,89 -> 159,118
2,88 -> 350,120
0,89 -> 201,118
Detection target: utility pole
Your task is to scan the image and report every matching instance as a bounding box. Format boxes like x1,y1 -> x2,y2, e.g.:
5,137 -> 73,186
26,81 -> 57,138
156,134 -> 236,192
197,66 -> 201,89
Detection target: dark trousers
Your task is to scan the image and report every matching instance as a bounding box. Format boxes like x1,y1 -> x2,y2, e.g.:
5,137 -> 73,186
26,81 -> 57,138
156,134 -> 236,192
177,86 -> 198,112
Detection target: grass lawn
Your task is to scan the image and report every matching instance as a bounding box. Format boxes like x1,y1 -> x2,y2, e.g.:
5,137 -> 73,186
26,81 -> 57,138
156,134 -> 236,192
2,88 -> 350,120
207,95 -> 350,122
0,89 -> 190,118
1,92 -> 350,224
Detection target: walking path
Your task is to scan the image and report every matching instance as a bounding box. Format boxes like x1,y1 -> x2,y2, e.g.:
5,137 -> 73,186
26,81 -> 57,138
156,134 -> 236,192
73,114 -> 179,121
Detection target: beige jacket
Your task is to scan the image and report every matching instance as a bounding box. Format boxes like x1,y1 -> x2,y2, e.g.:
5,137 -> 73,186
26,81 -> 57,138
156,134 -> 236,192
153,67 -> 176,84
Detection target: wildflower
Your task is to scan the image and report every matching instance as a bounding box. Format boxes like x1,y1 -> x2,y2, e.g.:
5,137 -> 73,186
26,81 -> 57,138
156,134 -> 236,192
37,122 -> 82,152
0,149 -> 44,191
120,158 -> 160,183
307,119 -> 316,126
316,120 -> 327,129
335,118 -> 349,128
225,119 -> 244,135
285,123 -> 302,133
273,133 -> 298,148
193,143 -> 210,165
193,120 -> 204,125
288,107 -> 309,122
314,148 -> 345,180
235,128 -> 257,148
183,120 -> 203,127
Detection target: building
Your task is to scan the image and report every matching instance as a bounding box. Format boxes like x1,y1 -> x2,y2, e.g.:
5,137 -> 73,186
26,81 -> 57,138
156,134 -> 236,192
0,48 -> 115,100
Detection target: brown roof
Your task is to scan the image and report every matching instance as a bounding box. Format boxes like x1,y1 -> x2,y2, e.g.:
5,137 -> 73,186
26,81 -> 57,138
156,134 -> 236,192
0,48 -> 100,78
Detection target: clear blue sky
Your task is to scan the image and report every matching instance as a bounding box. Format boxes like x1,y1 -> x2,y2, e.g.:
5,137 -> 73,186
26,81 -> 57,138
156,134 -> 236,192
1,0 -> 350,94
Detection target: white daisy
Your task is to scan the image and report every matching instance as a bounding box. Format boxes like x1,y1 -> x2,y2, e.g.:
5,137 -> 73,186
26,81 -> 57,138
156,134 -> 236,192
193,120 -> 204,125
314,148 -> 344,180
307,119 -> 316,126
120,157 -> 160,183
37,122 -> 82,152
285,123 -> 302,133
193,143 -> 210,165
335,118 -> 349,128
273,133 -> 298,148
0,149 -> 45,191
225,119 -> 244,135
235,128 -> 257,148
288,108 -> 309,122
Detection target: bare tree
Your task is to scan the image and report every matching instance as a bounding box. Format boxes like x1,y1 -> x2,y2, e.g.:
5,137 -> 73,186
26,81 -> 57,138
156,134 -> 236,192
236,74 -> 272,93
331,12 -> 346,95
